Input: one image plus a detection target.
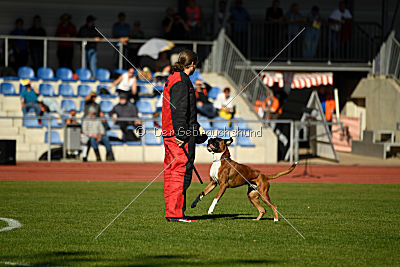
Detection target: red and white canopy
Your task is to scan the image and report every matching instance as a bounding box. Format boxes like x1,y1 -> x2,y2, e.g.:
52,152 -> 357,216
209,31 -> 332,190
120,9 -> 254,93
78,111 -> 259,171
291,72 -> 333,89
260,72 -> 284,88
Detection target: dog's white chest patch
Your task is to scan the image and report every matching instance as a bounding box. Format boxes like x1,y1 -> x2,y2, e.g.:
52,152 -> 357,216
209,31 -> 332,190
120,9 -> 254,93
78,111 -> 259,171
209,152 -> 223,184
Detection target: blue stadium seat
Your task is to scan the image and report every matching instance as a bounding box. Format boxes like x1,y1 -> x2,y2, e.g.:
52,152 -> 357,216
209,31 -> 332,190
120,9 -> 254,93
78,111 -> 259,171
77,84 -> 93,97
59,83 -> 76,97
153,85 -> 164,93
105,116 -> 119,130
100,100 -> 114,113
237,135 -> 255,147
213,116 -> 231,130
39,83 -> 57,97
198,115 -> 212,130
42,114 -> 64,129
145,132 -> 162,145
113,69 -> 126,76
18,66 -> 36,80
106,131 -> 123,145
208,87 -> 221,100
138,85 -> 148,94
22,114 -> 42,128
97,85 -> 115,98
37,67 -> 57,81
76,68 -> 95,82
61,99 -> 77,112
233,117 -> 251,131
190,70 -> 203,84
136,101 -> 153,114
96,68 -> 112,82
56,68 -> 74,81
1,83 -> 18,96
45,131 -> 63,145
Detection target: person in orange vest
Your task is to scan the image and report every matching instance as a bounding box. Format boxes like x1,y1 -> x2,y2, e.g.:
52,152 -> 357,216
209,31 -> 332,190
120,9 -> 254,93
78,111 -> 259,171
254,90 -> 281,119
318,87 -> 335,121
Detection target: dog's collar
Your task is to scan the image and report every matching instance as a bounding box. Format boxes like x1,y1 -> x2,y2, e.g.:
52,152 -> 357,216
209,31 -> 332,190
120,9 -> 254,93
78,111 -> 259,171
212,156 -> 230,162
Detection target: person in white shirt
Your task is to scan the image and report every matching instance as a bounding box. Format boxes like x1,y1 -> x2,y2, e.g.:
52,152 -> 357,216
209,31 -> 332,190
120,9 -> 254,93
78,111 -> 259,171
329,1 -> 352,56
213,87 -> 236,120
112,67 -> 138,102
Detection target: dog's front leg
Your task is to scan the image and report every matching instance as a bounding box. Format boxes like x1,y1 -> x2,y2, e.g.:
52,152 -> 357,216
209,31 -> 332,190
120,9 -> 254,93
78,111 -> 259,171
191,182 -> 217,208
208,184 -> 228,214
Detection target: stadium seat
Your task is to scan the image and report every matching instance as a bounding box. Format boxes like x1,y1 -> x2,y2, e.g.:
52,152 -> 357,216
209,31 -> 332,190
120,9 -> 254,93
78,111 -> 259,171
198,115 -> 212,130
113,69 -> 126,76
105,116 -> 119,130
233,117 -> 251,131
190,70 -> 203,84
237,135 -> 255,147
78,84 -> 93,97
78,100 -> 85,113
18,66 -> 36,80
100,100 -> 114,113
56,68 -> 74,81
42,114 -> 64,129
61,99 -> 77,112
39,83 -> 57,97
106,131 -> 123,146
96,68 -> 112,82
136,101 -> 153,114
97,85 -> 115,98
37,67 -> 57,81
59,83 -> 76,97
153,85 -> 164,93
76,68 -> 95,82
144,119 -> 155,129
45,131 -> 63,145
208,87 -> 221,100
1,83 -> 18,96
145,132 -> 162,145
22,114 -> 42,128
137,85 -> 148,94
213,116 -> 231,130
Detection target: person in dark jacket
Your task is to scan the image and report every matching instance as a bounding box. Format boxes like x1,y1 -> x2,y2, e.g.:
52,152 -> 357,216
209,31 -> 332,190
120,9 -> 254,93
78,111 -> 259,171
161,50 -> 207,223
78,15 -> 101,76
109,93 -> 142,141
27,15 -> 46,71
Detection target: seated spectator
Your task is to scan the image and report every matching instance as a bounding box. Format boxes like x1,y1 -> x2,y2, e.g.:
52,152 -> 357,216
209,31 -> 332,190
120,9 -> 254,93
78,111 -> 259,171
155,52 -> 171,73
20,79 -> 42,117
112,67 -> 138,102
185,0 -> 202,39
66,109 -> 78,125
214,87 -> 235,120
162,8 -> 190,40
82,106 -> 114,162
109,93 -> 142,141
137,67 -> 153,81
40,97 -> 64,116
83,92 -> 102,117
10,18 -> 29,71
195,79 -> 216,118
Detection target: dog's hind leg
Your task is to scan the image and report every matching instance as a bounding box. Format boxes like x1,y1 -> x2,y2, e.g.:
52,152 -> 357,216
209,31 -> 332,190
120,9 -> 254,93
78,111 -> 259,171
191,182 -> 217,208
208,183 -> 228,214
259,184 -> 279,222
248,191 -> 266,221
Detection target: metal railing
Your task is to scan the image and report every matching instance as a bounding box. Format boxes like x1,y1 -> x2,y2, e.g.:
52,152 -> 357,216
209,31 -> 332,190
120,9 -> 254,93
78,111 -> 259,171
227,20 -> 382,63
0,35 -> 213,70
204,29 -> 272,117
372,31 -> 400,83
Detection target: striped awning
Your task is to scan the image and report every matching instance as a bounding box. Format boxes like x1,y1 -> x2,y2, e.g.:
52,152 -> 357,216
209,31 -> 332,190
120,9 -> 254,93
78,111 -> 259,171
260,72 -> 284,88
291,72 -> 333,89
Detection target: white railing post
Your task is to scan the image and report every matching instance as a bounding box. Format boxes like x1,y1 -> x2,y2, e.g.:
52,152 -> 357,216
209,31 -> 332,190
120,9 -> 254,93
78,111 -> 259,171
81,40 -> 87,69
5,37 -> 8,67
47,117 -> 51,162
43,39 -> 47,68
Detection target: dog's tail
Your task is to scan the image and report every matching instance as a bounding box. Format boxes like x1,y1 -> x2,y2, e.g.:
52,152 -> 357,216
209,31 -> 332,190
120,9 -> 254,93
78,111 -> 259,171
266,162 -> 297,180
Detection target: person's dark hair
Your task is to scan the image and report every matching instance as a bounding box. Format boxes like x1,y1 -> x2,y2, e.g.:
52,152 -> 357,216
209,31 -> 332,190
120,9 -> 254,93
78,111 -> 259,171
172,50 -> 198,73
16,18 -> 23,25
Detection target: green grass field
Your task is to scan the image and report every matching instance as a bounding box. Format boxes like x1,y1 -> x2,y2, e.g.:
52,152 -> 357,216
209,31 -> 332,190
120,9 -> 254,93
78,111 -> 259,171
0,181 -> 399,266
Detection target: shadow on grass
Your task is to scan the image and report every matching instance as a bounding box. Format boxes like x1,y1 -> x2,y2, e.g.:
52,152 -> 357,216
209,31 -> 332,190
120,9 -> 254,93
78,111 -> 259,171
187,214 -> 247,220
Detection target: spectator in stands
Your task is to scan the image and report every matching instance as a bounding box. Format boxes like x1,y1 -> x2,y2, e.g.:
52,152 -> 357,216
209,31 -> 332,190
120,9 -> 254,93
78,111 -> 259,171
265,0 -> 284,57
112,67 -> 138,102
329,1 -> 352,58
285,3 -> 304,58
56,13 -> 77,69
78,15 -> 101,76
230,0 -> 250,54
129,21 -> 145,64
303,6 -> 321,58
318,86 -> 335,122
155,51 -> 171,72
66,109 -> 78,125
10,18 -> 29,71
195,79 -> 216,118
41,97 -> 64,116
27,15 -> 46,71
82,106 -> 115,162
254,89 -> 280,119
83,92 -> 102,117
215,0 -> 230,35
112,12 -> 131,69
185,0 -> 202,39
109,93 -> 142,142
162,8 -> 190,40
20,79 -> 41,117
214,87 -> 235,120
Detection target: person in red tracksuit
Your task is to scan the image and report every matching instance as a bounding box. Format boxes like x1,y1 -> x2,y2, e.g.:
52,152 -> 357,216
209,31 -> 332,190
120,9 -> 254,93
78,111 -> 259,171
162,50 -> 207,223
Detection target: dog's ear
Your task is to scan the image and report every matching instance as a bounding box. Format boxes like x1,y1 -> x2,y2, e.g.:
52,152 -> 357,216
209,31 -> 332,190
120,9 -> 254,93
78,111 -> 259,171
225,137 -> 233,146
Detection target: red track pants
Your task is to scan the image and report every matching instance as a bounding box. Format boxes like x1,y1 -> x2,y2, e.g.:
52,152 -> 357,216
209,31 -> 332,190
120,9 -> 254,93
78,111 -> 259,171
163,137 -> 195,218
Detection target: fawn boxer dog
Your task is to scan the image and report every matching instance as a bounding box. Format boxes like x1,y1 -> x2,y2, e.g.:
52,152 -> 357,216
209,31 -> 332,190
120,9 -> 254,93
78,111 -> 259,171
191,137 -> 297,221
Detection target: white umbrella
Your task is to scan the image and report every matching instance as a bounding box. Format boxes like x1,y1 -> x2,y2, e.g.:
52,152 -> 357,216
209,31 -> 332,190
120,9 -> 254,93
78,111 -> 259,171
138,38 -> 175,60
